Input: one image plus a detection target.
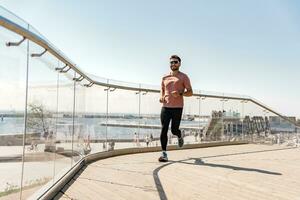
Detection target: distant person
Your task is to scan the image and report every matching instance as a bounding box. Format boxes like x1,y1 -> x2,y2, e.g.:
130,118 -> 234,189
158,55 -> 193,162
145,135 -> 150,147
85,134 -> 91,151
28,140 -> 38,151
102,141 -> 106,150
133,132 -> 137,143
200,130 -> 204,141
108,140 -> 115,151
133,132 -> 140,146
150,133 -> 154,146
194,131 -> 199,142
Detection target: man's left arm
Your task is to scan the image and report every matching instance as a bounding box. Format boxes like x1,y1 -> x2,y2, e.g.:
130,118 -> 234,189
182,76 -> 193,97
182,88 -> 193,97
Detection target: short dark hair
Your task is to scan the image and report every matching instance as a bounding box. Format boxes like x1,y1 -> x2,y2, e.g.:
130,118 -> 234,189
170,55 -> 181,62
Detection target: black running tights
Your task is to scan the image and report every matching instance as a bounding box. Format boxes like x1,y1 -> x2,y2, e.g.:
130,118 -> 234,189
160,107 -> 183,151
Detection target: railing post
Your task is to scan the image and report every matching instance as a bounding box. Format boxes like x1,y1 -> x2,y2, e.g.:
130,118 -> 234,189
197,96 -> 205,142
241,100 -> 248,141
20,24 -> 30,200
53,61 -> 60,183
105,79 -> 109,151
71,71 -> 76,166
220,97 -> 228,141
198,97 -> 201,141
138,84 -> 141,145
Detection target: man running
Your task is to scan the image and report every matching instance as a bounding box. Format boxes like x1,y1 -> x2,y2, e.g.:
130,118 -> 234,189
159,55 -> 193,162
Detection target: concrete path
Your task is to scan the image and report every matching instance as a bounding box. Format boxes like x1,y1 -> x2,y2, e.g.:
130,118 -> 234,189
56,144 -> 300,200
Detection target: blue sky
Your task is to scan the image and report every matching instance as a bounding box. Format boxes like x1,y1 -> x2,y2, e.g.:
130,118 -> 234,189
1,0 -> 299,117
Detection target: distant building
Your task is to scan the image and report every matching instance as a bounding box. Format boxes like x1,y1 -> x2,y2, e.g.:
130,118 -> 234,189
269,116 -> 296,123
225,109 -> 240,118
269,116 -> 281,124
269,116 -> 297,132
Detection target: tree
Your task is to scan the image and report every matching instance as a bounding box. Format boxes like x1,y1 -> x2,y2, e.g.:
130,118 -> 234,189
27,102 -> 54,138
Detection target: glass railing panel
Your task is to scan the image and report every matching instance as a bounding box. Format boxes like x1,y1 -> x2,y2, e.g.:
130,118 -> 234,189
199,97 -> 226,142
0,26 -> 28,199
220,99 -> 243,142
21,41 -> 58,198
106,85 -> 139,150
181,96 -> 203,144
239,100 -> 254,142
239,99 -> 249,141
81,85 -> 107,154
52,63 -> 74,182
238,101 -> 297,145
140,92 -> 161,147
72,79 -> 87,164
262,108 -> 297,146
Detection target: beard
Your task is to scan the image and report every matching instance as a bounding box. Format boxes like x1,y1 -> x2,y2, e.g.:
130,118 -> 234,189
170,66 -> 179,71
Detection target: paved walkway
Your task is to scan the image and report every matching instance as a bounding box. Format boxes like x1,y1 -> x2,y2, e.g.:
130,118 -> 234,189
56,144 -> 300,200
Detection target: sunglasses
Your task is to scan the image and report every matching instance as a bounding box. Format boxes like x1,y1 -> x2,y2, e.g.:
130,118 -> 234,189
170,60 -> 179,64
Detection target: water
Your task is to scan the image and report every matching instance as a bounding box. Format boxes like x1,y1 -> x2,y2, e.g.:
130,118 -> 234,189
0,117 -> 208,140
0,117 -> 25,135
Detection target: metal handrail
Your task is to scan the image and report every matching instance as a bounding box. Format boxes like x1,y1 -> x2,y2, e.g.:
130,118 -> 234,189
0,14 -> 299,128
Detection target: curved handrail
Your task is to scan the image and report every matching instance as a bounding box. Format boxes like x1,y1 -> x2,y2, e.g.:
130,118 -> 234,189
0,13 -> 299,128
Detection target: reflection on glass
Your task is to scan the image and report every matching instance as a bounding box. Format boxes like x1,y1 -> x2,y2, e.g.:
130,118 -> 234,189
22,41 -> 58,198
107,86 -> 139,150
81,85 -> 107,154
53,66 -> 74,182
140,92 -> 161,147
72,78 -> 87,164
0,27 -> 27,199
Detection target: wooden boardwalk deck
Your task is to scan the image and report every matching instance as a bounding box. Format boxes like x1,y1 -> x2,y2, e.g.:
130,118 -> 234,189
55,144 -> 300,200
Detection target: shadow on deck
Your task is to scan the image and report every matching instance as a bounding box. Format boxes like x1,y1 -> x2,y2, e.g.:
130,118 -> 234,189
54,144 -> 300,200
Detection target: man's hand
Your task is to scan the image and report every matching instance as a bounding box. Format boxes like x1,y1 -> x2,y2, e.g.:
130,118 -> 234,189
159,96 -> 165,103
